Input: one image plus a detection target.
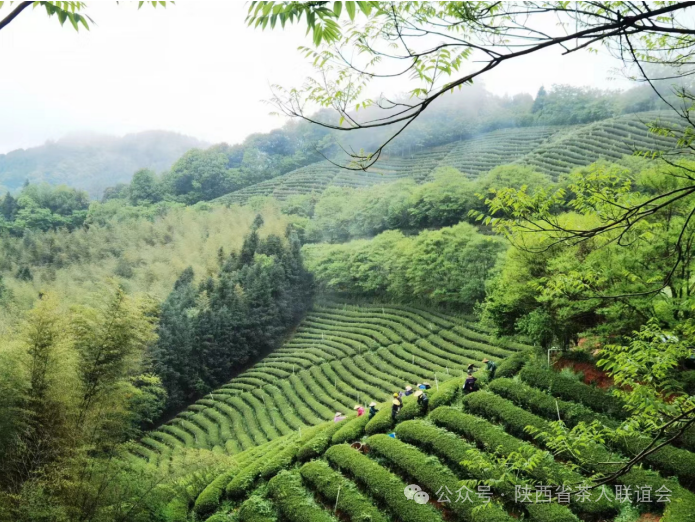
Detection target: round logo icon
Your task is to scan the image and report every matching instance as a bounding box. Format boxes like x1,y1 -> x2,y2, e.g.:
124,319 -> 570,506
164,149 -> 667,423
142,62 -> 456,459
404,484 -> 421,500
413,491 -> 430,504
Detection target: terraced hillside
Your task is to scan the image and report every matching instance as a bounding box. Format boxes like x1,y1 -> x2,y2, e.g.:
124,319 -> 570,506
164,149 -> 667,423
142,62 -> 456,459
132,302 -> 522,469
437,125 -> 569,179
217,110 -> 688,206
516,111 -> 686,179
219,143 -> 456,205
169,357 -> 695,522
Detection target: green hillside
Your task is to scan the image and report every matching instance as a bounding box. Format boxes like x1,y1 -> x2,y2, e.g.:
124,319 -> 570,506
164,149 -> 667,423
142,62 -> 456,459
0,131 -> 207,198
148,302 -> 695,522
134,301 -> 520,467
215,111 -> 686,205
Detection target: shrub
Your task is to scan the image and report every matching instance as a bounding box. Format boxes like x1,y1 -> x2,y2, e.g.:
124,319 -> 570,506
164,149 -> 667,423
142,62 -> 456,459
225,442 -> 287,498
428,376 -> 463,410
260,441 -> 301,479
519,366 -> 626,418
394,421 -> 579,522
488,378 -> 603,427
297,421 -> 346,461
332,414 -> 371,444
495,351 -> 529,378
300,460 -> 388,522
365,405 -> 394,435
366,434 -> 513,522
267,470 -> 336,522
489,379 -> 695,487
163,495 -> 189,522
238,495 -> 278,522
429,407 -> 617,518
461,393 -> 695,515
324,444 -> 443,522
193,469 -> 236,517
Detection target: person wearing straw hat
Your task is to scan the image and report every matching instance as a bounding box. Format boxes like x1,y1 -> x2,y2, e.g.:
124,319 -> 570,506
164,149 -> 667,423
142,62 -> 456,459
482,358 -> 497,380
467,363 -> 479,373
404,385 -> 414,396
415,389 -> 429,414
334,411 -> 347,423
391,392 -> 403,420
354,404 -> 365,417
421,382 -> 432,390
368,401 -> 379,419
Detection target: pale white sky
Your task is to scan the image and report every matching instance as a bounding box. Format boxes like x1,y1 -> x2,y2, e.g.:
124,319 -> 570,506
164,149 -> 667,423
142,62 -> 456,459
0,1 -> 634,154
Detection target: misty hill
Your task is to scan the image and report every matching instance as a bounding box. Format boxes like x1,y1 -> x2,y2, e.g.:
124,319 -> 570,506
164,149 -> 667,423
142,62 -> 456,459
0,130 -> 207,198
216,110 -> 684,205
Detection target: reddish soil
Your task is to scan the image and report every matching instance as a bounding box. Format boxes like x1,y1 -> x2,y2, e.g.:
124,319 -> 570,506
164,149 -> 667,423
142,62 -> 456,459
638,514 -> 662,522
553,359 -> 614,389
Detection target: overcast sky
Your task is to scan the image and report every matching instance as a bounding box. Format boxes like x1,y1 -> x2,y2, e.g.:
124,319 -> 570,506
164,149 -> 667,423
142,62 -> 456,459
0,2 -> 635,154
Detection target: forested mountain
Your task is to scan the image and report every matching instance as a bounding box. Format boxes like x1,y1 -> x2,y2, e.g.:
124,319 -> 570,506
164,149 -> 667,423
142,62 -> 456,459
0,131 -> 207,198
101,83 -> 671,208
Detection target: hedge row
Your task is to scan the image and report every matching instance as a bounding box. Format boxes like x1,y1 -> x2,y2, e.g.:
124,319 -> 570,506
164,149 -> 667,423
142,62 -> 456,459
352,354 -> 413,390
289,374 -> 335,419
277,380 -> 324,425
252,389 -> 295,436
413,338 -> 478,367
300,460 -> 388,522
327,360 -> 384,402
304,317 -> 399,345
429,407 -> 617,517
436,329 -> 512,359
225,441 -> 289,498
300,325 -> 381,350
366,434 -> 513,522
394,420 -> 579,522
490,378 -> 695,487
488,378 -> 607,427
310,311 -> 418,342
340,357 -> 394,395
324,444 -> 444,522
460,394 -> 695,516
331,414 -> 371,444
297,419 -> 347,462
238,495 -> 278,522
365,403 -> 395,435
495,351 -> 529,378
518,366 -> 626,418
314,306 -> 432,337
297,370 -> 349,413
307,366 -> 354,410
193,469 -> 237,517
267,470 -> 336,522
360,352 -> 421,384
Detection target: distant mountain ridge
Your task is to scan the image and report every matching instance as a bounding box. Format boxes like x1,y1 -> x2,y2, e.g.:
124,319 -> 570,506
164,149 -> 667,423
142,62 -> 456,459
0,130 -> 208,198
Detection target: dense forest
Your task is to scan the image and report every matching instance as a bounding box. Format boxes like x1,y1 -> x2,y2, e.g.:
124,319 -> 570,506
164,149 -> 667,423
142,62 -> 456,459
2,2 -> 695,522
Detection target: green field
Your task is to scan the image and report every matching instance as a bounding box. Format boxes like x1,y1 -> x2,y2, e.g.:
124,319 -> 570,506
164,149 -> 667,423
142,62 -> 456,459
134,301 -> 517,467
133,300 -> 695,522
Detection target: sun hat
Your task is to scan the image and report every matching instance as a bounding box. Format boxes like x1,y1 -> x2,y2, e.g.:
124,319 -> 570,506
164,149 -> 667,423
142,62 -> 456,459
414,390 -> 423,398
335,412 -> 342,416
482,358 -> 489,363
405,385 -> 412,391
392,399 -> 401,406
353,405 -> 362,410
393,392 -> 399,398
369,402 -> 377,407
